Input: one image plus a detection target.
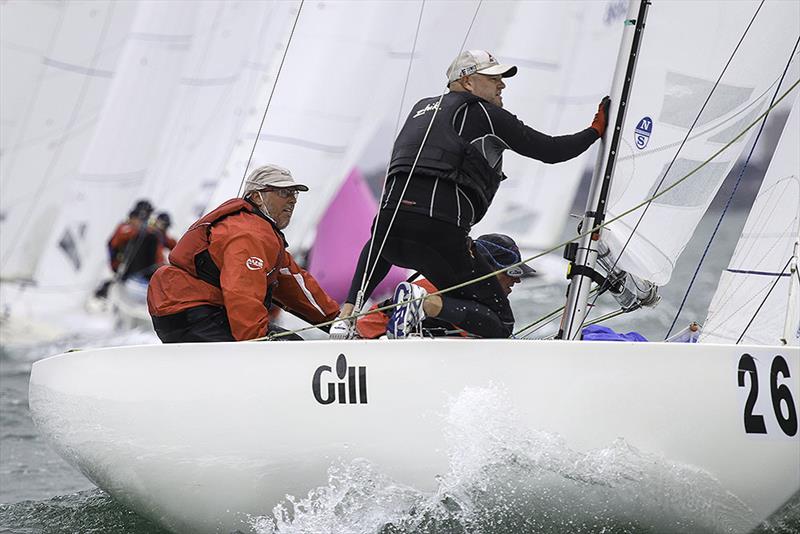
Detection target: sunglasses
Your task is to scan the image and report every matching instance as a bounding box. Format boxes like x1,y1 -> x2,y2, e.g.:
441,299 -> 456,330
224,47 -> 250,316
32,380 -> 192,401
263,188 -> 300,199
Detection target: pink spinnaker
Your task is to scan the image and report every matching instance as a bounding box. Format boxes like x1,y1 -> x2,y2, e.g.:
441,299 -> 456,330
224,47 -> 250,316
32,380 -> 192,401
307,168 -> 408,303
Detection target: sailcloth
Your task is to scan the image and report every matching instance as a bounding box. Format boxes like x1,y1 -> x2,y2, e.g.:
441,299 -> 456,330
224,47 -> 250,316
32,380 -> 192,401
601,0 -> 800,286
32,1 -> 200,310
307,168 -> 408,303
473,0 -> 625,251
0,1 -> 137,281
701,95 -> 800,346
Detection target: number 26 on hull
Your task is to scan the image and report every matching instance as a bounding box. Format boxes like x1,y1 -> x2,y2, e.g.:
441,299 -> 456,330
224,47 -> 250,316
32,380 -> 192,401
738,353 -> 798,437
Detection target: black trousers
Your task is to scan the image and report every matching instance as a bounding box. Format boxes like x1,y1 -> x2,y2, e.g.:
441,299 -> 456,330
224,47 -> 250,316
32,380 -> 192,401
151,305 -> 303,343
152,305 -> 236,343
348,209 -> 514,338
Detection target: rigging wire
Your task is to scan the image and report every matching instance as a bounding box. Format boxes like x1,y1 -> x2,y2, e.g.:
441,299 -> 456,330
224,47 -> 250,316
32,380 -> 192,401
353,0 -> 428,314
235,0 -> 305,197
575,0 -> 765,334
736,256 -> 794,343
356,0 -> 485,309
258,75 -> 800,340
665,35 -> 800,339
515,287 -> 600,338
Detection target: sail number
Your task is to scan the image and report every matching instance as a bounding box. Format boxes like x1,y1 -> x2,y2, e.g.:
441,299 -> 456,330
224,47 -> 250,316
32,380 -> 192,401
737,354 -> 798,436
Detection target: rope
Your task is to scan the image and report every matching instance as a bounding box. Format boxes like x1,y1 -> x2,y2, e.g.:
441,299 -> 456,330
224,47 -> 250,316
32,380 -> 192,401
665,34 -> 800,339
356,0 -> 484,311
235,0 -> 305,197
256,75 -> 799,341
353,0 -> 428,314
577,0 -> 767,336
736,256 -> 794,343
516,306 -> 564,338
514,288 -> 600,338
584,308 -> 626,327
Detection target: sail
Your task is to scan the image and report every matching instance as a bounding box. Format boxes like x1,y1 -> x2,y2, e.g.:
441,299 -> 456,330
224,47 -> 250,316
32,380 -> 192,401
473,0 -> 626,250
701,95 -> 800,346
33,1 -> 201,303
136,1 -> 280,235
205,1 -> 521,253
205,1 -> 424,252
601,0 -> 800,286
306,168 -> 408,303
0,1 -> 137,280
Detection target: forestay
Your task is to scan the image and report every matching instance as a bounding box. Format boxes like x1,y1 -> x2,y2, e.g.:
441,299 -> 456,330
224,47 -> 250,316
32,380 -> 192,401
701,95 -> 800,346
601,0 -> 800,286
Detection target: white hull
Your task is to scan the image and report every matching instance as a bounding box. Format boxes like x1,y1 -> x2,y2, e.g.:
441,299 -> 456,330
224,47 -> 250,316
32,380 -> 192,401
29,340 -> 799,533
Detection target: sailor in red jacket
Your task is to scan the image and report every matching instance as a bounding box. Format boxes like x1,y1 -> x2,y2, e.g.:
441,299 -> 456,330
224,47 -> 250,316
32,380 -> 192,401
151,212 -> 177,268
107,199 -> 154,273
147,164 -> 340,342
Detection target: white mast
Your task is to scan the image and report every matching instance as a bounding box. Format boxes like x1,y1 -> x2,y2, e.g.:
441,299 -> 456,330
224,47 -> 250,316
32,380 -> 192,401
558,0 -> 650,340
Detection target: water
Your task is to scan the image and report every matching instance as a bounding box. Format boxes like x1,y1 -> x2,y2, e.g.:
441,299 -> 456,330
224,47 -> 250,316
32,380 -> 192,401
1,209 -> 798,533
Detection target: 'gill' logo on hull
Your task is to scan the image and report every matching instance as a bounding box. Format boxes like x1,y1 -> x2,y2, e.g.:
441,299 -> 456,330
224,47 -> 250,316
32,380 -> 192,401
634,116 -> 652,149
312,354 -> 367,405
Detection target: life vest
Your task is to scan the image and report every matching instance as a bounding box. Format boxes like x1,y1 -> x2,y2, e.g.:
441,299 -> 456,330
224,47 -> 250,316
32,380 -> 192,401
168,198 -> 287,305
387,91 -> 505,221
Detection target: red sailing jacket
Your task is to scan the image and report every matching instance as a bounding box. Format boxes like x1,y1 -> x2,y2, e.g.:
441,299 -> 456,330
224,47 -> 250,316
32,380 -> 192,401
356,279 -> 468,338
147,198 -> 339,340
107,219 -> 144,272
153,229 -> 177,267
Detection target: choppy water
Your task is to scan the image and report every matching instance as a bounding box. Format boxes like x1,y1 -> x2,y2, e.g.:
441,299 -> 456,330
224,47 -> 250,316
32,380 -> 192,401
1,210 -> 799,533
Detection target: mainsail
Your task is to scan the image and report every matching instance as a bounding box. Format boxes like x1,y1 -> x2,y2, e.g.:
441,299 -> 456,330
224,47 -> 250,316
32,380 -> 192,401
701,95 -> 800,346
0,1 -> 137,281
601,0 -> 800,286
32,1 -> 201,307
29,1 -> 286,311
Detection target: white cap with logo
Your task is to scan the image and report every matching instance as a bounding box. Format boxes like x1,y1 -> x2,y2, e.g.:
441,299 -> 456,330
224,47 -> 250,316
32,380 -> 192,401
446,50 -> 518,84
243,164 -> 309,195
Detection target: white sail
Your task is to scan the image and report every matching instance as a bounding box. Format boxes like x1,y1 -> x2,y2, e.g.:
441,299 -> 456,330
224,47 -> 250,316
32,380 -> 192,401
0,0 -> 137,280
208,1 -> 418,251
31,1 -> 200,311
136,1 -> 279,235
602,0 -> 800,286
205,1 -> 522,252
701,95 -> 800,346
474,0 -> 626,250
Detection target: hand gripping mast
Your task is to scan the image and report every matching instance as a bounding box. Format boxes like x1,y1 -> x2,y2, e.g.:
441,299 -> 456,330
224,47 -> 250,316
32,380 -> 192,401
558,0 -> 651,340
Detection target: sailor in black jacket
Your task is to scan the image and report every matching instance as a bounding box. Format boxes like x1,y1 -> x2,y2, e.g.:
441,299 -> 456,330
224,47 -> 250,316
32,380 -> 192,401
340,50 -> 609,339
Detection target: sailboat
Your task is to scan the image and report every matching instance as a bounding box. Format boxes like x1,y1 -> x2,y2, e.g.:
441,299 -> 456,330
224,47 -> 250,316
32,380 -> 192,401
1,0 -> 297,341
27,1 -> 799,533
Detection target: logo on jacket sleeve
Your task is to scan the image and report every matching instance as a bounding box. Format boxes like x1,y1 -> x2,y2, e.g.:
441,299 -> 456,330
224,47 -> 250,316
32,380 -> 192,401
312,353 -> 367,405
246,256 -> 264,270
